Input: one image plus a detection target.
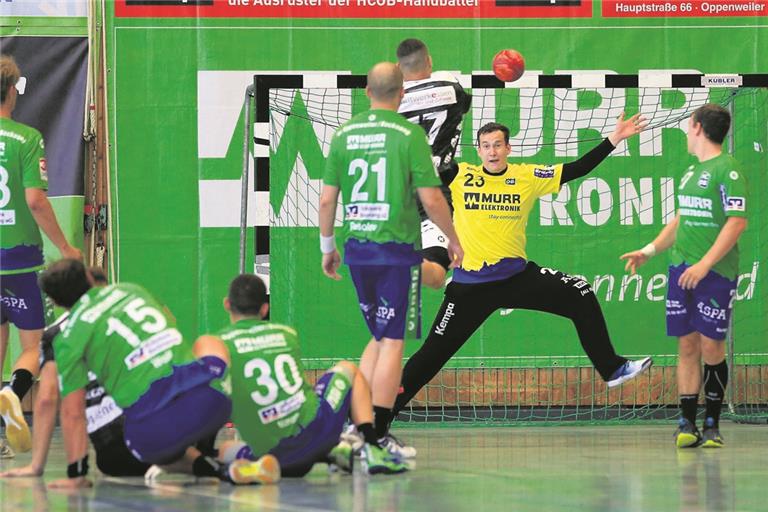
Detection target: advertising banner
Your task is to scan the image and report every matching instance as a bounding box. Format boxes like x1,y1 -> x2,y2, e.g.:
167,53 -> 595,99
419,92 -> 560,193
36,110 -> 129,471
106,5 -> 766,365
115,0 -> 593,18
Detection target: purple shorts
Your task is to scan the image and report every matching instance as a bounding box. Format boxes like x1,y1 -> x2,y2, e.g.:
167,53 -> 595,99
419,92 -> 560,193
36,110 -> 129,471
349,264 -> 421,341
0,271 -> 45,330
666,263 -> 737,341
237,370 -> 353,474
123,356 -> 232,465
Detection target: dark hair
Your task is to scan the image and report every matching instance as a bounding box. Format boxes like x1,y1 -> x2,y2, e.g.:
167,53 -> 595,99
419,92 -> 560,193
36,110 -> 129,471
477,122 -> 510,145
396,38 -> 427,60
692,104 -> 731,145
39,259 -> 92,308
87,266 -> 108,285
228,274 -> 268,317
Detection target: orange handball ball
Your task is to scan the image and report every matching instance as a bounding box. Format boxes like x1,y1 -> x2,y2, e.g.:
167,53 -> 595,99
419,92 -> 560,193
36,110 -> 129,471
492,49 -> 525,83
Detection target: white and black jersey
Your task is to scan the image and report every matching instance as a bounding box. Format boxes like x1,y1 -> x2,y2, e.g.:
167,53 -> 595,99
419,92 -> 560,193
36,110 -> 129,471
399,71 -> 471,219
40,313 -> 126,450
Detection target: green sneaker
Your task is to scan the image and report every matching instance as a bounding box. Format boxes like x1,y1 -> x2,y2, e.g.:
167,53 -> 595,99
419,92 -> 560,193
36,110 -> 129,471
701,417 -> 724,448
674,418 -> 702,448
328,440 -> 354,473
361,443 -> 409,475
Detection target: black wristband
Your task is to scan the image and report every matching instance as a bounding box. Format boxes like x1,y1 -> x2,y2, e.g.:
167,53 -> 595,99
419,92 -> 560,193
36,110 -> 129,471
67,455 -> 89,478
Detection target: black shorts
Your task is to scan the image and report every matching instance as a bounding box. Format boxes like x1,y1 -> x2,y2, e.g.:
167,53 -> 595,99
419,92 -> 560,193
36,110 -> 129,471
95,438 -> 151,477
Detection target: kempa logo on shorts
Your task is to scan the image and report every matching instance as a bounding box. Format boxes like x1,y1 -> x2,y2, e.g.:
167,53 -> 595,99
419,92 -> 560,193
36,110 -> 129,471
434,302 -> 455,335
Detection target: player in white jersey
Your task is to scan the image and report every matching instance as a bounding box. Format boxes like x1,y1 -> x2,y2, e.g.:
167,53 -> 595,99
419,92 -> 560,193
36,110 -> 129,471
397,39 -> 471,289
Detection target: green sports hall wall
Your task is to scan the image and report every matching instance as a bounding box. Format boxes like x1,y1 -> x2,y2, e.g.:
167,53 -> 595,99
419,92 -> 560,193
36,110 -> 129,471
7,1 -> 768,370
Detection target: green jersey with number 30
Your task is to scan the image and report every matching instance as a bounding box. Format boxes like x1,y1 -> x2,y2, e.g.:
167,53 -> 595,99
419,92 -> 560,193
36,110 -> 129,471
55,283 -> 194,408
671,153 -> 748,280
0,118 -> 47,274
323,109 -> 440,261
215,318 -> 318,458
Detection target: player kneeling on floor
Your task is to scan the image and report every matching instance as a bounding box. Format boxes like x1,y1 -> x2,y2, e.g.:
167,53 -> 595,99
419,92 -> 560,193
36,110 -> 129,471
38,259 -> 277,488
213,274 -> 408,477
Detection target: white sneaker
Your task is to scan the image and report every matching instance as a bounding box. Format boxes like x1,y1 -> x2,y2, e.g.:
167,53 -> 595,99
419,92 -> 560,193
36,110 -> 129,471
607,357 -> 653,388
0,387 -> 31,453
340,424 -> 364,452
0,438 -> 15,459
378,434 -> 417,459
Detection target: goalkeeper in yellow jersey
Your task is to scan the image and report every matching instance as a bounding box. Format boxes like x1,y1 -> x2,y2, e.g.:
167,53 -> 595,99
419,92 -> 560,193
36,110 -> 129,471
388,115 -> 654,426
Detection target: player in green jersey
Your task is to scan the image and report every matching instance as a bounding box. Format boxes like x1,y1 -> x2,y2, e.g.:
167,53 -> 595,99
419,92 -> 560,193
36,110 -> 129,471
621,104 -> 748,448
38,259 -> 278,488
319,62 -> 463,457
0,54 -> 82,456
214,274 -> 408,476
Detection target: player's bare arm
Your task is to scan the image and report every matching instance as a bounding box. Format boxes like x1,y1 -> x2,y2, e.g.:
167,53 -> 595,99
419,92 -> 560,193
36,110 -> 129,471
318,184 -> 342,280
48,388 -> 92,489
621,215 -> 680,275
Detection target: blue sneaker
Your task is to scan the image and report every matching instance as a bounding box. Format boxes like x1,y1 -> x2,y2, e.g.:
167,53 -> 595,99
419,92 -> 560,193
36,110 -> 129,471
607,357 -> 653,388
701,417 -> 724,448
674,418 -> 703,448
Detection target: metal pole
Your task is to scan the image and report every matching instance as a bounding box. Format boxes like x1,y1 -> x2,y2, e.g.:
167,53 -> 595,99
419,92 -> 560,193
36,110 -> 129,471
726,90 -> 737,416
239,85 -> 255,275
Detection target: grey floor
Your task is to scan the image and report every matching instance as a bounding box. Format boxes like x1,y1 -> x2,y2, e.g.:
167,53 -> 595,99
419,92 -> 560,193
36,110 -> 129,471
1,423 -> 767,511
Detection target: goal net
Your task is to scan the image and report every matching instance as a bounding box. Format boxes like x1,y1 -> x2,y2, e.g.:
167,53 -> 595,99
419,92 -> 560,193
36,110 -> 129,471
252,73 -> 767,424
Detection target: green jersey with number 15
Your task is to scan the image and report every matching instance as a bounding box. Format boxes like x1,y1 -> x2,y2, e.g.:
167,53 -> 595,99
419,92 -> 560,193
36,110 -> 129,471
213,318 -> 318,458
323,109 -> 440,255
55,283 -> 195,408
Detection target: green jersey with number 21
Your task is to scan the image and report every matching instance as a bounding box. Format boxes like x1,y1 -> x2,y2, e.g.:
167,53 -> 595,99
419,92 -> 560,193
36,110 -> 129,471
323,109 -> 440,248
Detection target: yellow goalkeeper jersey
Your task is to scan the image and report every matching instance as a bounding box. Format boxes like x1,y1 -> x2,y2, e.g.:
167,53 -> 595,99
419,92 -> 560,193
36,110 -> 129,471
449,161 -> 563,283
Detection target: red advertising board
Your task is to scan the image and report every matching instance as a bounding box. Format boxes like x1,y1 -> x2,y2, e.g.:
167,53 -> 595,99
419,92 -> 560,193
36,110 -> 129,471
603,0 -> 767,17
115,0 -> 593,18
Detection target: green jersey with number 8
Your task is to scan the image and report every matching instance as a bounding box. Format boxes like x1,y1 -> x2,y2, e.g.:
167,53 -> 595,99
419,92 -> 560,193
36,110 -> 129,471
214,318 -> 318,458
323,109 -> 440,263
54,283 -> 194,408
0,118 -> 47,273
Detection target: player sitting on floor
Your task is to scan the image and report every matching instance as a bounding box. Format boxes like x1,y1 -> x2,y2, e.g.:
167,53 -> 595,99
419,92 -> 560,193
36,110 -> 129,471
0,267 -> 151,477
213,274 -> 408,476
38,259 -> 278,488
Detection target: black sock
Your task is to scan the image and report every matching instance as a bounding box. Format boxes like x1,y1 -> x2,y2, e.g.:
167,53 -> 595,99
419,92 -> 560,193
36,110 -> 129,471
680,394 -> 699,424
192,455 -> 224,479
195,435 -> 218,457
703,360 -> 728,428
10,369 -> 34,401
357,422 -> 379,447
373,406 -> 393,439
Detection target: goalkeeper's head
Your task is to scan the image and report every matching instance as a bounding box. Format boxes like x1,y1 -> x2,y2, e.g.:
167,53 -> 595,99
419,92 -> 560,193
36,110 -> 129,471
225,273 -> 269,322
